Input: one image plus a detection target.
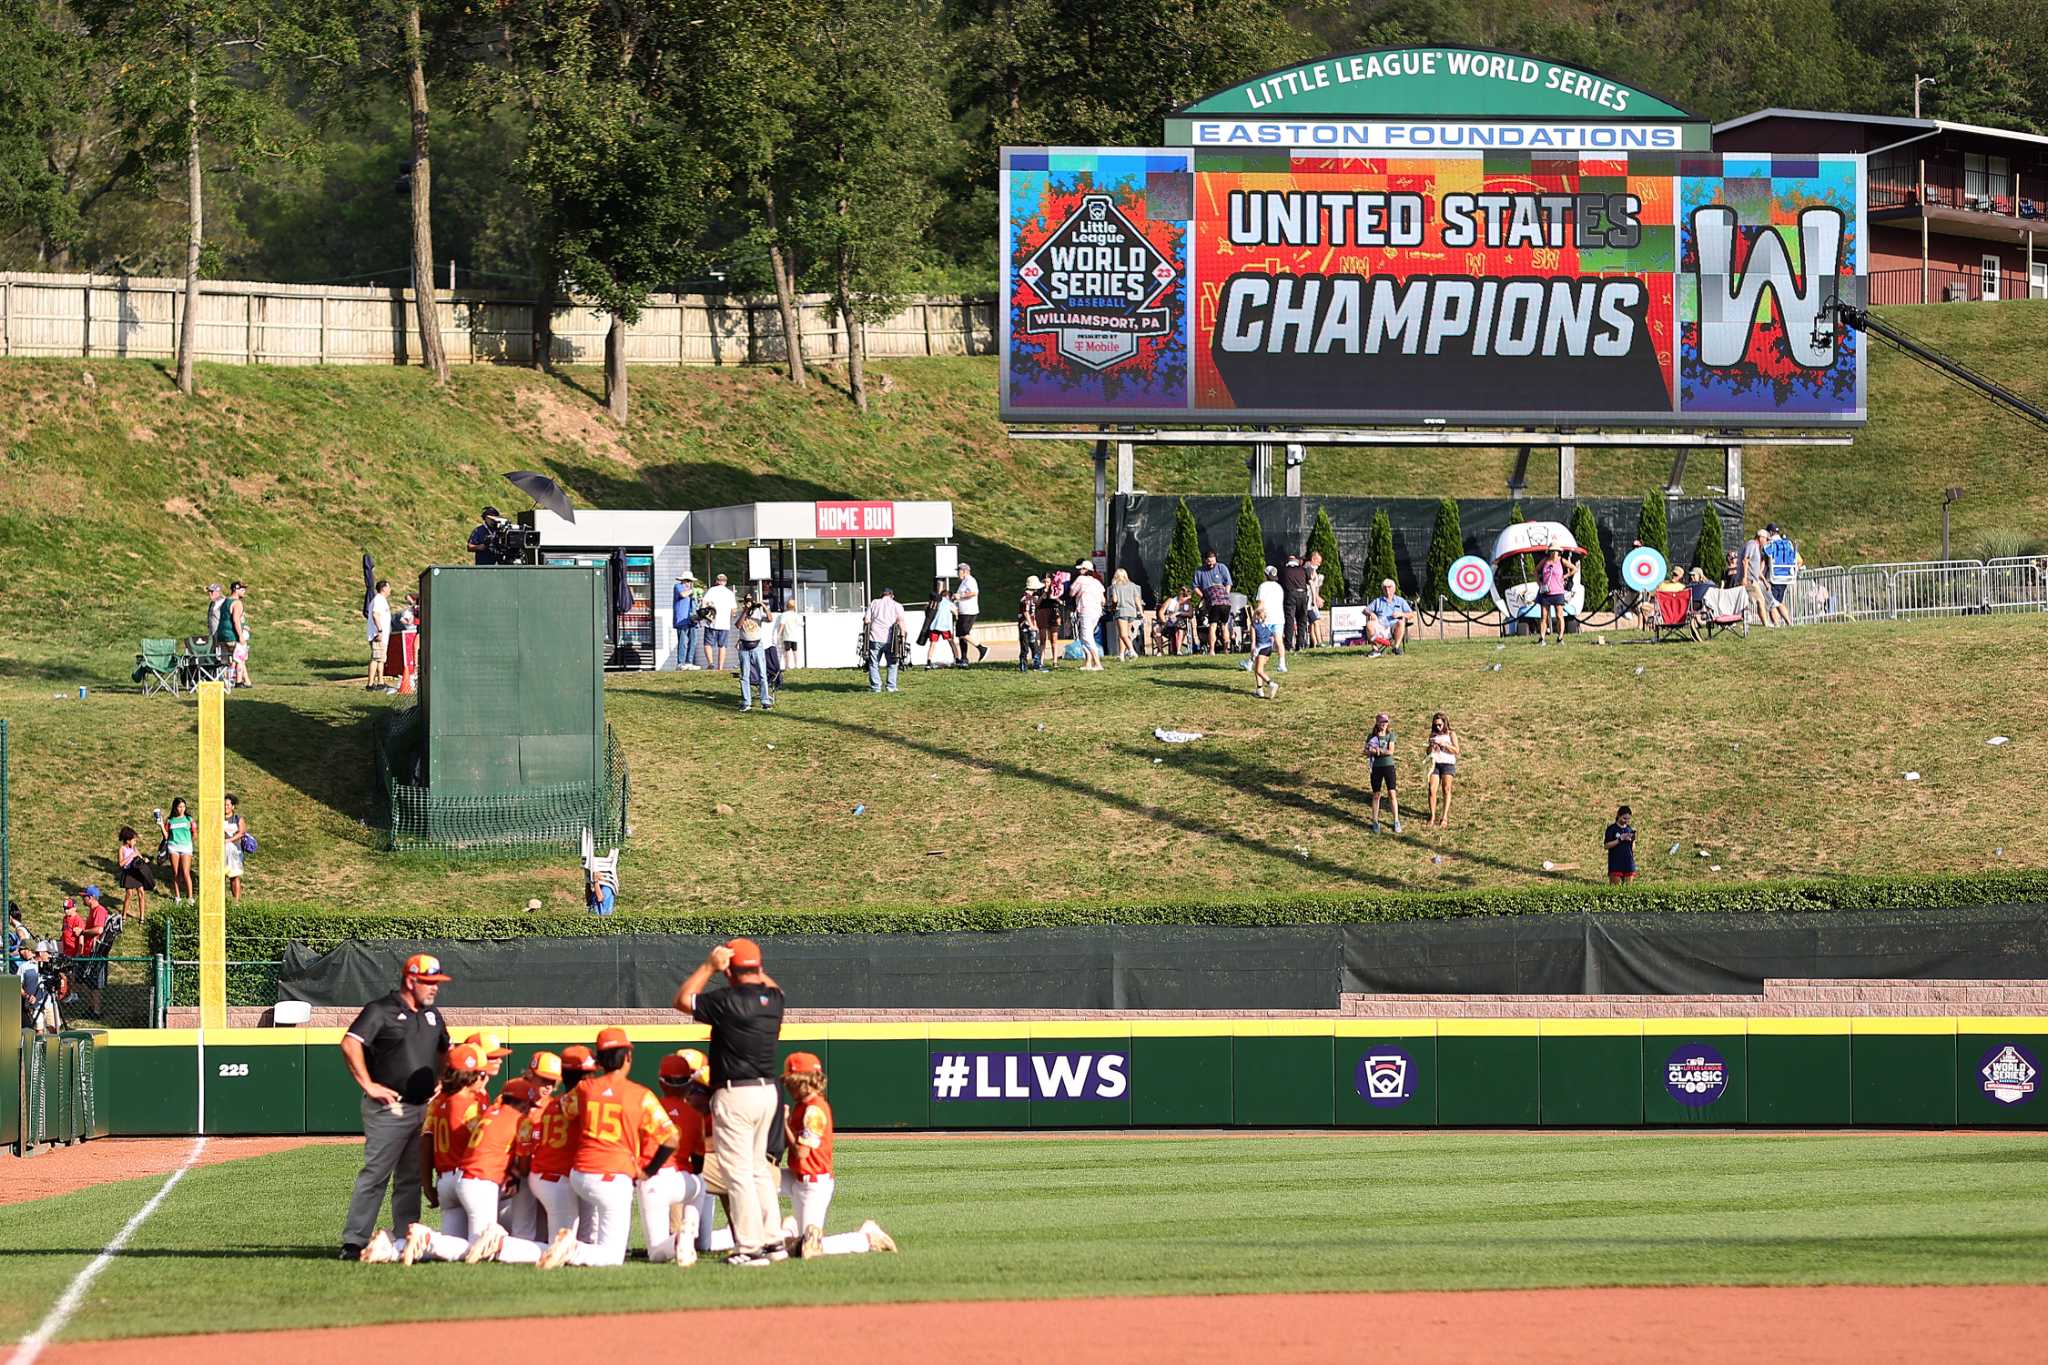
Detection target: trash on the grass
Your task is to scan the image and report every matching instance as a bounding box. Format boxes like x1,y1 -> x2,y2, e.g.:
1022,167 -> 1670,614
1634,666 -> 1645,676
1431,855 -> 1444,865
1697,849 -> 1710,858
852,804 -> 866,815
1668,843 -> 1682,856
1489,663 -> 1501,672
1293,845 -> 1308,858
714,802 -> 733,816
1153,727 -> 1204,744
766,743 -> 776,750
1152,757 -> 1163,764
1904,772 -> 1920,781
1710,865 -> 1721,872
1542,860 -> 1555,870
1987,736 -> 2010,746
1034,723 -> 1045,732
924,850 -> 945,857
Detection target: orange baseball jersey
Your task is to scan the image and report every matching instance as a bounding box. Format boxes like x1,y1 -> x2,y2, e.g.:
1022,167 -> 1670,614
660,1093 -> 711,1171
560,1074 -> 677,1177
521,1094 -> 577,1178
425,1085 -> 486,1173
787,1094 -> 834,1179
459,1101 -> 525,1185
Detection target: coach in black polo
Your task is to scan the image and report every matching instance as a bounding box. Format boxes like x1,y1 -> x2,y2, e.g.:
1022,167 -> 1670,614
338,952 -> 451,1260
675,937 -> 785,1266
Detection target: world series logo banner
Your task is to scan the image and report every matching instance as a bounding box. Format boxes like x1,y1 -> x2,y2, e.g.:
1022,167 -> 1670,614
999,147 -> 1863,426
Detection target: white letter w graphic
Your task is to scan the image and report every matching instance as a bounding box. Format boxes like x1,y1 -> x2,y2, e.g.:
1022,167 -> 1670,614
1692,206 -> 1843,369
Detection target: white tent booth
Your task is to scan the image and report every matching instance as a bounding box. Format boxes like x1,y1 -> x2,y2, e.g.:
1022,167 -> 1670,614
527,508 -> 692,669
689,500 -> 956,669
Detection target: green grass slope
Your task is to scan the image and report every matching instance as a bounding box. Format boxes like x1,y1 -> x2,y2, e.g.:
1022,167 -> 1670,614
4,1133 -> 2043,1342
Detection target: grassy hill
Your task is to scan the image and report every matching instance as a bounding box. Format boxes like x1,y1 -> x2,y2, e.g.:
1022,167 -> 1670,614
0,301 -> 2044,920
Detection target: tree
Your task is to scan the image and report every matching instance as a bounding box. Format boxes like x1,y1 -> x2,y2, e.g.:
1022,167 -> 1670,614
1420,497 -> 1462,612
81,0 -> 352,395
1569,502 -> 1611,615
396,2 -> 451,382
1692,501 -> 1727,580
1228,495 -> 1266,595
1162,497 -> 1201,596
1364,507 -> 1400,597
1500,501 -> 1532,587
1638,490 -> 1671,564
1306,503 -> 1348,605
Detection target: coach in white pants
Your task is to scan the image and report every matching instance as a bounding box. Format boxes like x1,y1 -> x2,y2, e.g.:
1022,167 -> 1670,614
675,938 -> 786,1266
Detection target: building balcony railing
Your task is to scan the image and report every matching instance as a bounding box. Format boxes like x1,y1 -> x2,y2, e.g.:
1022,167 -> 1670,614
1870,178 -> 2048,220
1869,265 -> 2038,305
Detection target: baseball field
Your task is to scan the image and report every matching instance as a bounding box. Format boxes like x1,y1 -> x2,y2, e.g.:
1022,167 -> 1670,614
6,1129 -> 2047,1362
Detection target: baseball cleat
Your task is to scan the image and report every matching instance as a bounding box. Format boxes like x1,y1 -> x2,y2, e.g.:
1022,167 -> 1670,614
399,1222 -> 433,1266
766,1243 -> 789,1262
675,1205 -> 700,1267
799,1226 -> 823,1260
862,1220 -> 898,1254
781,1215 -> 798,1242
359,1229 -> 398,1264
463,1224 -> 506,1264
537,1227 -> 577,1271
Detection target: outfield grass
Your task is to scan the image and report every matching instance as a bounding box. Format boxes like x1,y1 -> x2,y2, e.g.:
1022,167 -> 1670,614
0,611 -> 2039,918
5,1132 -> 2045,1343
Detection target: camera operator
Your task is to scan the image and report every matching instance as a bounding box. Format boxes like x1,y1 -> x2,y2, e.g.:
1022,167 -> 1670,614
469,507 -> 507,566
734,592 -> 774,712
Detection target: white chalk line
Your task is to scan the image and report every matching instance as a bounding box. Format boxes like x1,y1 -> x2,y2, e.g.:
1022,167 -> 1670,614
10,1136 -> 209,1365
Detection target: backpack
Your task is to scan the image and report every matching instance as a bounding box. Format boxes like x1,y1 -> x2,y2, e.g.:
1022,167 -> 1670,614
1203,578 -> 1232,607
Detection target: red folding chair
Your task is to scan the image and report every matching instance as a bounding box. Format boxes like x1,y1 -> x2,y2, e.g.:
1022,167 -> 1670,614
1652,587 -> 1699,642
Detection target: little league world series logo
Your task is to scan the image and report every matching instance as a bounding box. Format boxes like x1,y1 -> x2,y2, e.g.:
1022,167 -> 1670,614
1353,1048 -> 1416,1108
1663,1043 -> 1730,1108
1979,1043 -> 2040,1106
1017,194 -> 1178,371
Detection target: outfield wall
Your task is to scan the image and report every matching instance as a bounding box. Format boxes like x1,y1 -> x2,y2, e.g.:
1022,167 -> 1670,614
90,1018 -> 2048,1137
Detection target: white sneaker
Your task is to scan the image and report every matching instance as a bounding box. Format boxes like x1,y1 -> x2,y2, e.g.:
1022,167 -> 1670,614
861,1219 -> 898,1253
463,1224 -> 506,1264
360,1229 -> 399,1264
399,1222 -> 433,1266
537,1227 -> 576,1270
676,1205 -> 699,1267
1267,682 -> 1279,700
1277,661 -> 1288,673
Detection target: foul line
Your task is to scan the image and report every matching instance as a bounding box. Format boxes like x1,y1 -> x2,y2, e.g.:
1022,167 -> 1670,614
10,1136 -> 208,1365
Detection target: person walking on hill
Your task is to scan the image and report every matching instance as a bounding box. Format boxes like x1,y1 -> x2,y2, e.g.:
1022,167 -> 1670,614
673,573 -> 703,670
1743,528 -> 1772,626
1193,551 -> 1232,655
675,939 -> 787,1267
1109,569 -> 1143,661
921,579 -> 957,669
953,562 -> 984,667
1254,566 -> 1287,675
864,587 -> 905,693
217,581 -> 251,686
1426,712 -> 1460,829
367,580 -> 392,691
1364,712 -> 1401,835
1279,553 -> 1311,653
1249,603 -> 1279,700
341,954 -> 453,1261
1017,577 -> 1046,672
1070,564 -> 1105,670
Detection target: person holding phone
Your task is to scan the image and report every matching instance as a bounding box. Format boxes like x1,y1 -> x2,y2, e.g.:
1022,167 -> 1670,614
1604,805 -> 1638,884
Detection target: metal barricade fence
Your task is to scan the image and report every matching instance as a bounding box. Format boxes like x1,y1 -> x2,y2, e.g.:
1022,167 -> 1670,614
1788,558 -> 2048,625
1987,557 -> 2048,611
1892,564 -> 1990,618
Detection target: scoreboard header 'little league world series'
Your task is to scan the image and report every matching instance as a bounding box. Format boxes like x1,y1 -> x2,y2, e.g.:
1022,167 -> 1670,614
1001,146 -> 1864,427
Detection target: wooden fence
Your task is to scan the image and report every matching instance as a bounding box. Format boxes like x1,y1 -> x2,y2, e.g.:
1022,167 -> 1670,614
0,272 -> 996,368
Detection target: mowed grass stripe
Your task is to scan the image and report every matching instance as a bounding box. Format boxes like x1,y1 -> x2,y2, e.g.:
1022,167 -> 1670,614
26,1133 -> 2048,1342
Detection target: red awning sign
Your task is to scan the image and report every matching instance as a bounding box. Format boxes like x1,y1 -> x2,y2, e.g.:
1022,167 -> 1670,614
815,501 -> 897,538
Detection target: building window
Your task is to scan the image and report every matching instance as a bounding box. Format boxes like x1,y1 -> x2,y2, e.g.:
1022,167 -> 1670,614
1964,152 -> 2011,208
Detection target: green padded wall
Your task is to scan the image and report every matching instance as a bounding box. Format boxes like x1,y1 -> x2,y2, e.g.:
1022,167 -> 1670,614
1852,1021 -> 1956,1126
1,975 -> 18,1151
419,565 -> 605,798
1749,1022 -> 1853,1125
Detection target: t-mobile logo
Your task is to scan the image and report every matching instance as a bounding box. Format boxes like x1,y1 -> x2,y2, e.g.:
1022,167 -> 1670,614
928,1051 -> 1130,1102
1692,205 -> 1844,370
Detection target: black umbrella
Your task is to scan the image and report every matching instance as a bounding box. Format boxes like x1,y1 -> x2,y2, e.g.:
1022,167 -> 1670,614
503,470 -> 574,523
608,546 -> 634,618
361,552 -> 376,620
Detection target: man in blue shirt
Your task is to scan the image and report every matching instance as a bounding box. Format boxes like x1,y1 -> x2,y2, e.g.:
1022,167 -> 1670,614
1763,524 -> 1801,627
1191,551 -> 1233,655
672,573 -> 702,670
1367,578 -> 1416,655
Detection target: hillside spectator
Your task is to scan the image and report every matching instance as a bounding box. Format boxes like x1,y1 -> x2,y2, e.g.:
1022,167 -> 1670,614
864,587 -> 905,693
1017,576 -> 1047,672
115,826 -> 153,919
701,574 -> 738,671
205,583 -> 226,642
218,581 -> 252,686
223,794 -> 249,902
1604,806 -> 1638,883
1426,712 -> 1460,829
1764,523 -> 1802,626
393,591 -> 419,689
1743,527 -> 1772,626
1305,551 -> 1328,647
1109,569 -> 1143,661
673,573 -> 703,670
1364,713 -> 1401,835
921,579 -> 956,669
1279,552 -> 1311,652
1367,579 -> 1415,656
1034,572 -> 1063,668
953,562 -> 984,667
1721,550 -> 1742,590
1536,550 -> 1568,645
1155,589 -> 1189,656
735,598 -> 773,712
766,592 -> 794,684
6,902 -> 30,959
1249,602 -> 1279,700
367,580 -> 392,691
1193,551 -> 1232,654
1070,563 -> 1106,670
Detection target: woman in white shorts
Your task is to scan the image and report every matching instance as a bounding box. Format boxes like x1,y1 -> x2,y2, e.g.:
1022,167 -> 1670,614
1426,712 -> 1460,829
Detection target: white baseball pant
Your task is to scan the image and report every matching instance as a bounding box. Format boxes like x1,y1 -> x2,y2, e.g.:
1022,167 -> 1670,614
782,1172 -> 835,1234
502,1180 -> 542,1240
455,1176 -> 500,1234
420,1229 -> 554,1264
639,1167 -> 707,1263
567,1170 -> 636,1267
530,1172 -> 580,1240
434,1170 -> 467,1240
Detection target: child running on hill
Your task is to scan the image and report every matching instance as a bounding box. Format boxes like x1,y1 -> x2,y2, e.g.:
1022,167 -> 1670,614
1249,603 -> 1279,701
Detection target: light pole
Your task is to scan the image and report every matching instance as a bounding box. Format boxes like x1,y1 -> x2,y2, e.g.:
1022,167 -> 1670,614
1914,74 -> 1936,119
1941,486 -> 1964,561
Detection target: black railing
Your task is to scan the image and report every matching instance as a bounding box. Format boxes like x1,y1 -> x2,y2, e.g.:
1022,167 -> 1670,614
1869,266 -> 2034,306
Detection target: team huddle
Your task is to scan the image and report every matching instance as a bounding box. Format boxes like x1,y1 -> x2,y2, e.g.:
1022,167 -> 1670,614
357,1027 -> 896,1269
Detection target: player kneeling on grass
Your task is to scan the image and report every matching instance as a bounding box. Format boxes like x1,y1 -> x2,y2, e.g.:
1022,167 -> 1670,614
386,1078 -> 562,1266
425,1043 -> 490,1239
538,1027 -> 679,1270
500,1051 -> 562,1240
644,1048 -> 714,1266
775,1052 -> 897,1259
520,1045 -> 598,1244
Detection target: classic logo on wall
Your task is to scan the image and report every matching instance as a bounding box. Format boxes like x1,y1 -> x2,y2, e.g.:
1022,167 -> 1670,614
1353,1048 -> 1416,1108
1017,193 -> 1178,371
1979,1044 -> 2040,1106
1663,1043 -> 1729,1108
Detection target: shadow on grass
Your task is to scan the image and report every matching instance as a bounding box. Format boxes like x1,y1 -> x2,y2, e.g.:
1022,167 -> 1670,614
224,698 -> 381,830
657,687 -> 1401,890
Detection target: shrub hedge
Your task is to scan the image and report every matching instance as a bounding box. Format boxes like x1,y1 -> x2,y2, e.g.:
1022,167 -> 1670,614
148,870 -> 2048,961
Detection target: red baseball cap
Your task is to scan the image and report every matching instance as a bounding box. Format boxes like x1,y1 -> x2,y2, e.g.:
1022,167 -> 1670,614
782,1051 -> 823,1076
659,1048 -> 708,1082
404,953 -> 451,984
500,1077 -> 533,1103
446,1042 -> 486,1072
594,1026 -> 631,1051
725,938 -> 763,968
560,1045 -> 597,1073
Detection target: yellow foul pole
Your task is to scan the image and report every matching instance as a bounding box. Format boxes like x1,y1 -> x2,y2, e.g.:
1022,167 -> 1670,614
197,680 -> 226,1031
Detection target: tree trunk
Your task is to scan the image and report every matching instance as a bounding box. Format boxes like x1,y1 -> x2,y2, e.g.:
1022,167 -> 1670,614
404,4 -> 449,385
760,185 -> 806,388
533,226 -> 556,371
605,314 -> 628,423
176,48 -> 200,397
836,251 -> 866,412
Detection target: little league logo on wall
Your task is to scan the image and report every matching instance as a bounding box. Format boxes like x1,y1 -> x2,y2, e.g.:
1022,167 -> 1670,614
1354,1048 -> 1416,1108
1663,1044 -> 1730,1108
1979,1044 -> 2040,1106
1018,194 -> 1179,371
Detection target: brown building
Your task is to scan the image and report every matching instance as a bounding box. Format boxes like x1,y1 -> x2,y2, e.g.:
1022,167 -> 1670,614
1716,108 -> 2048,305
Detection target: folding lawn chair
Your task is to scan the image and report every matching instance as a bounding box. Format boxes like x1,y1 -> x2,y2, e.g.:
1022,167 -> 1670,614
1701,585 -> 1749,639
1651,587 -> 1700,643
134,638 -> 182,696
180,636 -> 229,690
